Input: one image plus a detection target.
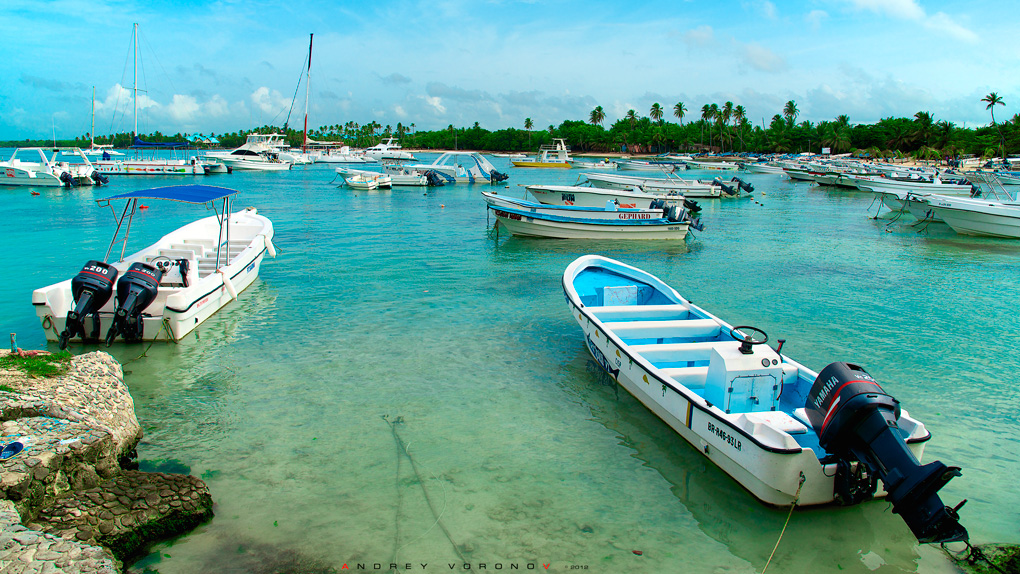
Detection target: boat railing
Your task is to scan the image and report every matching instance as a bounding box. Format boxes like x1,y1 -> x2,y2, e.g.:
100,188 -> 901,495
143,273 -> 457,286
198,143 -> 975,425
967,172 -> 1018,202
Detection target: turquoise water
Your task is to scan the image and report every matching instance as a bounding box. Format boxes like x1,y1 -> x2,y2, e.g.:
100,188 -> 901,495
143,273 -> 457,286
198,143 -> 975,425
1,150 -> 1016,573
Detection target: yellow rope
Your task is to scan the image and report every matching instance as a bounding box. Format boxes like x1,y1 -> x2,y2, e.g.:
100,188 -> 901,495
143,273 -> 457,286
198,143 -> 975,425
761,472 -> 806,574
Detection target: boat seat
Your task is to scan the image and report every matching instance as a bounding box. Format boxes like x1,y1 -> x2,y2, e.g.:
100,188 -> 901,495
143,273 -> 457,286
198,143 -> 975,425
605,318 -> 722,341
589,304 -> 691,322
169,243 -> 206,257
659,366 -> 709,389
147,249 -> 199,287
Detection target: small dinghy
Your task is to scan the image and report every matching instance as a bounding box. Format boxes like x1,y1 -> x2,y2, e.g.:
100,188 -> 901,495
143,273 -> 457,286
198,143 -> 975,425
563,255 -> 968,544
33,185 -> 276,347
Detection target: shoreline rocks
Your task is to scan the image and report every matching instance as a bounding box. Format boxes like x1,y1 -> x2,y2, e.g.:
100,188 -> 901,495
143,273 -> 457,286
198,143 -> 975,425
1,350 -> 214,572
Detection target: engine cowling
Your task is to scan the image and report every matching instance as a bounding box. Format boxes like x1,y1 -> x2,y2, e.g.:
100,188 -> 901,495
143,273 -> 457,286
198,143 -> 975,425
805,362 -> 968,544
105,262 -> 163,345
58,260 -> 118,349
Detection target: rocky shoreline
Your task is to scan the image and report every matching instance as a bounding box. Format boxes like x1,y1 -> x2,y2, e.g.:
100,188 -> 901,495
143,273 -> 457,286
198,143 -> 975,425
1,350 -> 213,572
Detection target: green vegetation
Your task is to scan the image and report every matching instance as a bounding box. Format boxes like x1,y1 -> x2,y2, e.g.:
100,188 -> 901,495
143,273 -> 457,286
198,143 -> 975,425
0,351 -> 72,379
4,96 -> 1015,160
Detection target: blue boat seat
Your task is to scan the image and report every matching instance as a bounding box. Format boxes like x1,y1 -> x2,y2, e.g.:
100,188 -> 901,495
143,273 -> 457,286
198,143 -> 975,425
590,304 -> 691,322
604,318 -> 722,343
629,341 -> 740,368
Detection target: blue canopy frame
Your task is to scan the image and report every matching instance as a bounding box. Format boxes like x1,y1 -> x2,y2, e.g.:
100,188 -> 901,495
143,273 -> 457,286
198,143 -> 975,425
96,185 -> 241,267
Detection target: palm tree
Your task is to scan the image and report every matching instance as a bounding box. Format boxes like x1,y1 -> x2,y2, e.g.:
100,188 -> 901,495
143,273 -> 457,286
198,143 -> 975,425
982,92 -> 1005,158
625,109 -> 638,130
733,105 -> 747,151
721,101 -> 734,150
590,106 -> 605,126
783,100 -> 799,128
709,103 -> 720,147
673,101 -> 687,125
650,103 -> 664,125
524,117 -> 533,147
912,111 -> 934,148
700,104 -> 712,146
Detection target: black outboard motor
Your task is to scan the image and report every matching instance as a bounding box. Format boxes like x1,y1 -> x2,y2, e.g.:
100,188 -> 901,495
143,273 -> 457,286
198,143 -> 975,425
90,171 -> 109,185
105,262 -> 163,345
683,198 -> 702,213
717,180 -> 738,196
424,170 -> 446,187
489,169 -> 509,183
59,171 -> 76,187
805,362 -> 968,544
732,177 -> 754,194
58,260 -> 118,349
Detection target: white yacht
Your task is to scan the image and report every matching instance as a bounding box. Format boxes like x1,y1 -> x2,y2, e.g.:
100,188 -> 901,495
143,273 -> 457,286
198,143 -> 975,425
363,138 -> 415,161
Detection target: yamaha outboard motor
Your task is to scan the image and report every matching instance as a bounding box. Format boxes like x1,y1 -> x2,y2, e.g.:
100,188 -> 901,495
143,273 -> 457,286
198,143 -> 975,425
805,362 -> 968,544
59,171 -> 76,187
105,262 -> 164,345
424,170 -> 446,187
489,169 -> 509,183
58,260 -> 118,349
683,198 -> 702,213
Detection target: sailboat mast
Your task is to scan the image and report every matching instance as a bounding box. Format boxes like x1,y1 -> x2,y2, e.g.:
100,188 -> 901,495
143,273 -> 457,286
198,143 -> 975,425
132,23 -> 138,138
303,33 -> 312,151
91,86 -> 96,149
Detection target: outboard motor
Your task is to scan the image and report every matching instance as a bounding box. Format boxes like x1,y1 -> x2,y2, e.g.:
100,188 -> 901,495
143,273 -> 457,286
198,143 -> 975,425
90,170 -> 109,185
488,169 -> 509,183
424,170 -> 446,187
715,178 -> 738,196
57,260 -> 118,349
732,177 -> 754,194
58,171 -> 76,187
683,198 -> 702,213
805,362 -> 968,544
648,198 -> 666,211
105,262 -> 164,345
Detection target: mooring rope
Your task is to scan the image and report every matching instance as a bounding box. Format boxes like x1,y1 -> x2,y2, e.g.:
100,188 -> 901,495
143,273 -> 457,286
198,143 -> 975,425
942,541 -> 1010,574
761,472 -> 806,574
383,415 -> 465,569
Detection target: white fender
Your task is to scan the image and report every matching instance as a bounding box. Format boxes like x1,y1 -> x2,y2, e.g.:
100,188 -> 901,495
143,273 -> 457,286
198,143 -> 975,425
265,237 -> 277,258
217,269 -> 238,300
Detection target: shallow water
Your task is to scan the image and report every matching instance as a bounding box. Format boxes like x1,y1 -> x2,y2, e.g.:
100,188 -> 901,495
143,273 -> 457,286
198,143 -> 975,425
1,151 -> 1016,573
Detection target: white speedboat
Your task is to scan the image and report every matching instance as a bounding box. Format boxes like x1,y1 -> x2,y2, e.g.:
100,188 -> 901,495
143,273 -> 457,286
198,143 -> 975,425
342,172 -> 390,190
33,185 -> 276,347
583,172 -> 753,198
406,152 -> 508,184
741,161 -> 786,174
309,146 -> 373,164
563,255 -> 968,543
526,184 -> 686,209
572,159 -> 618,170
1,148 -> 107,187
489,200 -> 697,240
927,193 -> 1020,238
618,160 -> 678,172
686,159 -> 739,170
362,138 -> 415,161
511,138 -> 572,168
336,166 -> 423,187
204,136 -> 293,171
482,191 -> 681,222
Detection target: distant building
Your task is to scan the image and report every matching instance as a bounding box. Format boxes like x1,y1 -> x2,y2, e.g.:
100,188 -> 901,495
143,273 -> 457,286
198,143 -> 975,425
188,134 -> 220,146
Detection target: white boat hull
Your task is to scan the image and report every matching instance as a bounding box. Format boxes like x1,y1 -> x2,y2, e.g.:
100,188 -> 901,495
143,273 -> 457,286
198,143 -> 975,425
526,185 -> 680,208
584,173 -> 722,198
491,207 -> 689,239
33,209 -> 275,343
929,195 -> 1020,238
94,160 -> 207,175
563,256 -> 932,506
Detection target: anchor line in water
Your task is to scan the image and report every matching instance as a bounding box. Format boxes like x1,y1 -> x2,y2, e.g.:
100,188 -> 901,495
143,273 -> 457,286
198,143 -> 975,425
760,472 -> 806,574
943,541 -> 1011,574
382,415 -> 466,567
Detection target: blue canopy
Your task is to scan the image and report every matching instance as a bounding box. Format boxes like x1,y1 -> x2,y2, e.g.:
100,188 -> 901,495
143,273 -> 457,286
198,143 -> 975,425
100,185 -> 239,204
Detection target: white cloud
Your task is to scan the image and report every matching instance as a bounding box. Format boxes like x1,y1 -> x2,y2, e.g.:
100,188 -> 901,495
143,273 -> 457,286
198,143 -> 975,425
250,87 -> 288,115
683,25 -> 715,49
393,105 -> 407,118
806,10 -> 828,30
924,12 -> 979,43
744,0 -> 777,19
741,43 -> 786,73
167,94 -> 200,121
425,96 -> 446,114
838,0 -> 976,42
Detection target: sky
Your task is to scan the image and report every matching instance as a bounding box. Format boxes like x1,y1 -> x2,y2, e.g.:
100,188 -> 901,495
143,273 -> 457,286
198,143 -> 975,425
1,0 -> 1018,141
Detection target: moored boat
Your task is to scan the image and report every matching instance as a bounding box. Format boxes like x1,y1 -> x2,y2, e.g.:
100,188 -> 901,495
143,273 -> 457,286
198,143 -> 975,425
583,172 -> 752,198
406,152 -> 508,184
489,198 -> 699,240
562,255 -> 968,543
33,185 -> 276,347
1,148 -> 107,187
511,139 -> 573,168
482,190 -> 680,222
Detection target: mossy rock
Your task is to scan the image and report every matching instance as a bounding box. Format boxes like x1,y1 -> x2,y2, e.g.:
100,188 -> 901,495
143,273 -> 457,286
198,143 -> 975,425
949,544 -> 1020,574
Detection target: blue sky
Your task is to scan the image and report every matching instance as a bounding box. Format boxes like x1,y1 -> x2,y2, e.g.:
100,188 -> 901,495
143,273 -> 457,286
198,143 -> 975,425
1,0 -> 1017,140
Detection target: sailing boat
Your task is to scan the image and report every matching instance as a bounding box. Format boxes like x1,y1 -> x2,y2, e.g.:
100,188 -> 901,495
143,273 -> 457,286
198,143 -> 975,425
92,23 -> 208,176
64,87 -> 123,158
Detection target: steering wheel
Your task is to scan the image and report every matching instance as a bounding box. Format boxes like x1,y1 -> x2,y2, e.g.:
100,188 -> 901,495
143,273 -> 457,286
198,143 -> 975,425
729,325 -> 768,354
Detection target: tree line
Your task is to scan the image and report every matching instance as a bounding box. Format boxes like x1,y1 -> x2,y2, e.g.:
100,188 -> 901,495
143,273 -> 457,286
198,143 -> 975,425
5,93 -> 1014,160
